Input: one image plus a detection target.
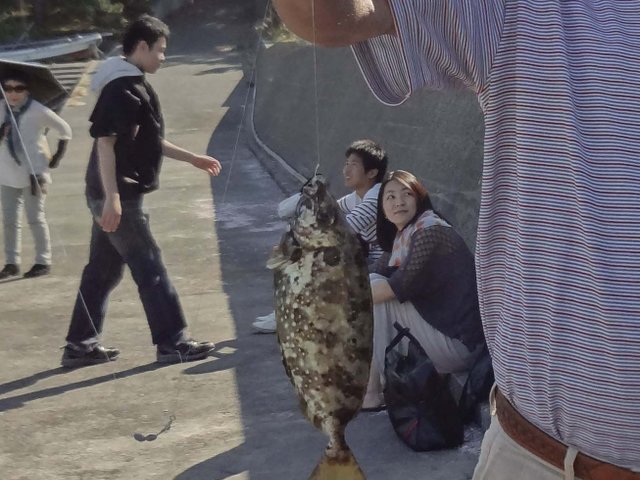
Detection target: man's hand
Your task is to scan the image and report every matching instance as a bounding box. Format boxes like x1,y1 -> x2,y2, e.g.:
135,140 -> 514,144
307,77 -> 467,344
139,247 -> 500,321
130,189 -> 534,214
100,194 -> 122,232
190,154 -> 222,176
273,0 -> 394,46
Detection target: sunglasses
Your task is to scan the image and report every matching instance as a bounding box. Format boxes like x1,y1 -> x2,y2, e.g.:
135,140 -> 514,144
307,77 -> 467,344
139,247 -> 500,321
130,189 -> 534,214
2,85 -> 28,93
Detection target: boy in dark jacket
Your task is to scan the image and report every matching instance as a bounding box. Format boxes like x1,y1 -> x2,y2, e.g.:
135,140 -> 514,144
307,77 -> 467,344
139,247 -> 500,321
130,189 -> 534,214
62,15 -> 221,368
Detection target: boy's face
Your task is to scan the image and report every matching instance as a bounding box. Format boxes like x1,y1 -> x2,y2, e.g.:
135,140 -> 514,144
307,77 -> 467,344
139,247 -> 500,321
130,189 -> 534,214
343,153 -> 376,191
138,37 -> 167,73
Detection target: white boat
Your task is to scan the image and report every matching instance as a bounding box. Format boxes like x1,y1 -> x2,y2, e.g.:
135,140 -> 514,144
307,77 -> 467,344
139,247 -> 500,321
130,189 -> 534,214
0,33 -> 103,62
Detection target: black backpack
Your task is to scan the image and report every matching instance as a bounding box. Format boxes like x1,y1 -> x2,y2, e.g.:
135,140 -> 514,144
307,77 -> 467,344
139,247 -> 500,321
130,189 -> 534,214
383,322 -> 493,451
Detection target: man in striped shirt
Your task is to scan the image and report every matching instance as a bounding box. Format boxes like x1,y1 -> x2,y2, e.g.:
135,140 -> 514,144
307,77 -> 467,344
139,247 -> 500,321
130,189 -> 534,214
254,139 -> 388,333
273,1 -> 640,479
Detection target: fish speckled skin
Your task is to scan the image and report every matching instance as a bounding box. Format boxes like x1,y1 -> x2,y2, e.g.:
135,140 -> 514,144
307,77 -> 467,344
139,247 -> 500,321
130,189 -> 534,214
267,175 -> 373,478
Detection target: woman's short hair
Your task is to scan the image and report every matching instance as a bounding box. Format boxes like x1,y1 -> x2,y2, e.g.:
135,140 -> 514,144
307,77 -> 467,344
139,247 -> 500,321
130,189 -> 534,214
376,170 -> 434,252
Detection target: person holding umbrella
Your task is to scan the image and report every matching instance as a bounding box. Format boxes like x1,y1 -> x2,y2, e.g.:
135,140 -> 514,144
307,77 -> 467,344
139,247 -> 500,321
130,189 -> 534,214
0,68 -> 71,279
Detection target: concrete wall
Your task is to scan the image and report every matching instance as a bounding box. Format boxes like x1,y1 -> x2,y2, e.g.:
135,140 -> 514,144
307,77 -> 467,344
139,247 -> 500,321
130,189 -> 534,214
253,42 -> 485,250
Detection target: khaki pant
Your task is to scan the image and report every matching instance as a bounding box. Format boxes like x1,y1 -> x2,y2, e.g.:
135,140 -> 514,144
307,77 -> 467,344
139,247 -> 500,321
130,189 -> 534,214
473,388 -> 583,480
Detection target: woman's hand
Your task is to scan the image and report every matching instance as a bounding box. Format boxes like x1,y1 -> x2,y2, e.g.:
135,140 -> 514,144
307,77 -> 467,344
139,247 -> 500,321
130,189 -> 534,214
48,139 -> 68,168
371,277 -> 396,304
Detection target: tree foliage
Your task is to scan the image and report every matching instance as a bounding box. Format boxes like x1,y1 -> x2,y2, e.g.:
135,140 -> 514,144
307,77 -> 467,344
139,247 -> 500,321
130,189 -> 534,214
0,0 -> 153,42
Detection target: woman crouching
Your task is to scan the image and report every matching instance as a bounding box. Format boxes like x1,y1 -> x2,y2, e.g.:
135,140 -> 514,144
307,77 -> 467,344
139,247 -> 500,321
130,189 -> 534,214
363,170 -> 485,410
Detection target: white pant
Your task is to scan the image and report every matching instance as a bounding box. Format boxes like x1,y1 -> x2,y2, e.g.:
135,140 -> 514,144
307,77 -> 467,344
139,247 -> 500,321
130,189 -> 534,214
1,185 -> 51,265
367,273 -> 475,398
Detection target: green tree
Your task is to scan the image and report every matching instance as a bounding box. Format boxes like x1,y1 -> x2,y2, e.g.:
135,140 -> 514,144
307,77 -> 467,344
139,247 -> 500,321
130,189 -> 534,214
121,0 -> 152,20
1,0 -> 153,42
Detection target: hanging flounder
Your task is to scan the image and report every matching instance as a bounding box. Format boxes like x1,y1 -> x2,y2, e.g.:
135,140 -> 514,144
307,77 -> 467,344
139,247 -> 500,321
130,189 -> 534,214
267,175 -> 373,480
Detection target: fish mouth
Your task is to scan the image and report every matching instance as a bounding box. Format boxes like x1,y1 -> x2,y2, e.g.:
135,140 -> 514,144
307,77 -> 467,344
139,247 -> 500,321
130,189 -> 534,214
300,175 -> 328,207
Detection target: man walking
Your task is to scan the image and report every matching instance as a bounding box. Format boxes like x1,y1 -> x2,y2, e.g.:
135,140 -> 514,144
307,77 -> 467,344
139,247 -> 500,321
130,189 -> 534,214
62,15 -> 221,368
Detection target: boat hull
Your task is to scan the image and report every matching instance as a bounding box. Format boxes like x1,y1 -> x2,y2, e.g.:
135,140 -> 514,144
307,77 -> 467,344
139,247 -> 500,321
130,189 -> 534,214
0,33 -> 103,62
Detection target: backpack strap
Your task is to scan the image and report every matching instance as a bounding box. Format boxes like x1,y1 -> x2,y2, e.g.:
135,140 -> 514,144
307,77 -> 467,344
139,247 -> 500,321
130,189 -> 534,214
385,321 -> 428,357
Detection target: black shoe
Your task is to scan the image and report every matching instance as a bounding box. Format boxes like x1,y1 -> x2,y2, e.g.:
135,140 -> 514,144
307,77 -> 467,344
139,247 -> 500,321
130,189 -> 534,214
156,339 -> 215,364
61,344 -> 120,368
0,264 -> 19,279
23,264 -> 50,278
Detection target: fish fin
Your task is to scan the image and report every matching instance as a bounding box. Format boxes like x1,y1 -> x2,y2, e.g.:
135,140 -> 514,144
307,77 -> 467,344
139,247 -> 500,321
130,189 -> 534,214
308,449 -> 366,480
266,252 -> 289,270
268,230 -> 304,270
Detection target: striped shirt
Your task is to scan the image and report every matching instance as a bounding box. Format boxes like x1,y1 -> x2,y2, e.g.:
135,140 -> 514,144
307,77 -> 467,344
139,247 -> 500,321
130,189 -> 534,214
338,183 -> 384,261
353,0 -> 640,469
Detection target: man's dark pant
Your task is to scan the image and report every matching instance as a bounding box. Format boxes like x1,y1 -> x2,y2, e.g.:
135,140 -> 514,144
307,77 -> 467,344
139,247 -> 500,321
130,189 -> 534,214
66,196 -> 187,348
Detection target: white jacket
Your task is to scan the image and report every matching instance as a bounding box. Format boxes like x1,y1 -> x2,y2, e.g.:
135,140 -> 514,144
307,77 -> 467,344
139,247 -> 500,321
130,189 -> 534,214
0,99 -> 72,188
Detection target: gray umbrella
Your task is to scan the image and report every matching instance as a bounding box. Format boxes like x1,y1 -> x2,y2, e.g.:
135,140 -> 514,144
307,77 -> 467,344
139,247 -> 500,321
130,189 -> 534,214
0,59 -> 68,110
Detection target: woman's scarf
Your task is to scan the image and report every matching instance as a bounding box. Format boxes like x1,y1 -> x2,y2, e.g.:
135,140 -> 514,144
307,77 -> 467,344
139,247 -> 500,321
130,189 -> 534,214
388,210 -> 450,267
0,97 -> 33,165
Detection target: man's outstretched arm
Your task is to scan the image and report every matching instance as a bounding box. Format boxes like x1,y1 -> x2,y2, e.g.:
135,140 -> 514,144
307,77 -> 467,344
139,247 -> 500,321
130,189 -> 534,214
162,139 -> 222,176
273,0 -> 394,47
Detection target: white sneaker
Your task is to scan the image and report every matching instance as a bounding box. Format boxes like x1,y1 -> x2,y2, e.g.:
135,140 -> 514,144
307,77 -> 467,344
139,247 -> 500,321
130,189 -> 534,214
252,312 -> 276,333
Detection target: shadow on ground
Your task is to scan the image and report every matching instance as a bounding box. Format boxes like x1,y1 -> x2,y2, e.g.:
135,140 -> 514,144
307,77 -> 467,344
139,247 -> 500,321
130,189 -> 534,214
0,363 -> 165,412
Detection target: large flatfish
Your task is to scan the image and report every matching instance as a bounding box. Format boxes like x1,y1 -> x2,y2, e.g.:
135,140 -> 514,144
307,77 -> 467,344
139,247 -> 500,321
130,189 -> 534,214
267,174 -> 373,479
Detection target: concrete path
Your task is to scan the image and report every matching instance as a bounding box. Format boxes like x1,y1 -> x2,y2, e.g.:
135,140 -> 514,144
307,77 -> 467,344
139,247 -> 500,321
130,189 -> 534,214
0,2 -> 482,479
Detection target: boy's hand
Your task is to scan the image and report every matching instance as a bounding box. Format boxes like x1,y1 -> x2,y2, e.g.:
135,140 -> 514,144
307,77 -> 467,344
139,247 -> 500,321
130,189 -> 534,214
100,195 -> 122,232
190,154 -> 222,176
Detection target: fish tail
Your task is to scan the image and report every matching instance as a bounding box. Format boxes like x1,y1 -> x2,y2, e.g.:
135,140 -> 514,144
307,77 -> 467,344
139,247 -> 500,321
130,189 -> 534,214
308,447 -> 365,480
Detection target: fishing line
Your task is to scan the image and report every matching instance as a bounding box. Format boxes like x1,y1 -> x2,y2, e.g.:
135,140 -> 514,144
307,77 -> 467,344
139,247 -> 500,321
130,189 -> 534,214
2,66 -> 191,444
0,84 -> 110,356
133,0 -> 278,449
310,0 -> 322,175
221,0 -> 274,203
0,0 -> 309,450
138,0 -> 276,444
0,85 -> 48,198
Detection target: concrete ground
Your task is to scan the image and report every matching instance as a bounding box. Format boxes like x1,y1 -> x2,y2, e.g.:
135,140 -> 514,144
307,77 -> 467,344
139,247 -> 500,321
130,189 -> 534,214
0,2 -> 482,479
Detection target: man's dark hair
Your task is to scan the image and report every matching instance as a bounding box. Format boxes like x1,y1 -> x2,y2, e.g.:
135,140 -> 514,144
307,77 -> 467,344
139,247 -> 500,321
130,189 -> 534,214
122,14 -> 170,56
345,139 -> 388,183
2,69 -> 29,87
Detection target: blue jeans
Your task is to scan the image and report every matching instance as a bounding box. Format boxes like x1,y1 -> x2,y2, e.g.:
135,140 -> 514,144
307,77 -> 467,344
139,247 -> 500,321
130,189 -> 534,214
66,196 -> 187,347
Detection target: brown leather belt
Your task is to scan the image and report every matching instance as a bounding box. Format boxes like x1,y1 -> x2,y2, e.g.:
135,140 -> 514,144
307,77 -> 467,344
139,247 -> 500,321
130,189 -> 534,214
495,388 -> 640,480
